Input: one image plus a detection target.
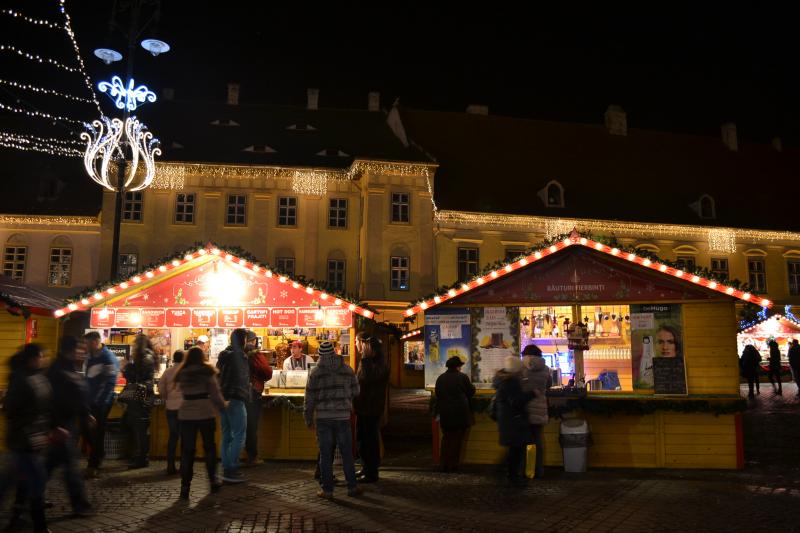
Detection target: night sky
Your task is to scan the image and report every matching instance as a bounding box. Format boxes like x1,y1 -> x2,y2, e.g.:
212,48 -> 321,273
2,2 -> 799,143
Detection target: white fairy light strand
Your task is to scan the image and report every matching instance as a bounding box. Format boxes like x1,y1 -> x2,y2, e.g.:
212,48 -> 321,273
0,78 -> 94,104
0,45 -> 81,73
1,8 -> 62,30
0,137 -> 81,158
0,131 -> 83,147
58,0 -> 103,117
0,101 -> 85,125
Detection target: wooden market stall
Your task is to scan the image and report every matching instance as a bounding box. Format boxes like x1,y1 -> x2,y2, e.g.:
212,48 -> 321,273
737,312 -> 798,372
0,275 -> 62,452
391,328 -> 424,388
409,232 -> 767,470
54,243 -> 373,460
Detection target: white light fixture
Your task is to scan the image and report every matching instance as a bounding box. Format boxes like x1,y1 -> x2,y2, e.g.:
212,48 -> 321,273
94,48 -> 122,64
141,38 -> 170,56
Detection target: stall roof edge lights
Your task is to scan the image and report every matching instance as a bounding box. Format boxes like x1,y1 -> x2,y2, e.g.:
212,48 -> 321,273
54,243 -> 375,320
404,231 -> 771,317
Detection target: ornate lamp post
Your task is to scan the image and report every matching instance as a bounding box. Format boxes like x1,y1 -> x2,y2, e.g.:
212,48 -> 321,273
81,1 -> 168,277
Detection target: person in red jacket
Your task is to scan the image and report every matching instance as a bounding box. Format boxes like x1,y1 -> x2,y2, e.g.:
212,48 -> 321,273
244,331 -> 272,466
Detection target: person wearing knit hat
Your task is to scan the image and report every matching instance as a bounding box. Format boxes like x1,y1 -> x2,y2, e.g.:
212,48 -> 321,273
521,343 -> 551,479
304,340 -> 363,499
492,355 -> 534,486
283,340 -> 315,371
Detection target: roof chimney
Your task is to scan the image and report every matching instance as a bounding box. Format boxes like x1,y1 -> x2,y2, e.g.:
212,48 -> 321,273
227,82 -> 239,105
604,105 -> 627,136
466,104 -> 489,115
162,87 -> 174,100
307,88 -> 319,110
368,91 -> 380,112
772,136 -> 783,152
721,122 -> 738,151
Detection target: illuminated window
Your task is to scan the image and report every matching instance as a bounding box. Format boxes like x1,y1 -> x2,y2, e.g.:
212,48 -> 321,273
390,256 -> 410,291
123,191 -> 143,222
3,246 -> 26,281
278,197 -> 297,227
49,247 -> 72,286
175,193 -> 195,224
226,194 -> 247,226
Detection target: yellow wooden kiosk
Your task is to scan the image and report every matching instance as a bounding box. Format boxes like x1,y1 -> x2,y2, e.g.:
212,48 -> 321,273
55,243 -> 372,460
0,275 -> 62,451
410,232 -> 763,470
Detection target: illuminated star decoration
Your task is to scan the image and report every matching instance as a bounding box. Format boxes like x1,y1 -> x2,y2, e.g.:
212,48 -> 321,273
98,75 -> 156,111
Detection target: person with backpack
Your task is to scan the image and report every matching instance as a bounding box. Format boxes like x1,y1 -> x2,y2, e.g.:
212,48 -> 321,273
521,344 -> 552,479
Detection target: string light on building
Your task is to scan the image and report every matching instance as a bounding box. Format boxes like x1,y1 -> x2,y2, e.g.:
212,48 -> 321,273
544,219 -> 574,240
708,228 -> 737,253
291,171 -> 327,196
0,215 -> 98,227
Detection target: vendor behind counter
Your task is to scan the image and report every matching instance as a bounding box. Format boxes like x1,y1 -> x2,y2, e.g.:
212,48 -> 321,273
282,340 -> 315,370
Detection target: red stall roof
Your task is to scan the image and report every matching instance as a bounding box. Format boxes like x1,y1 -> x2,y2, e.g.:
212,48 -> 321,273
0,275 -> 63,316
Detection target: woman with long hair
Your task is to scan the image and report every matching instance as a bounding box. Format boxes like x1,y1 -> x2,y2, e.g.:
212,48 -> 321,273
175,346 -> 227,500
158,350 -> 185,475
353,333 -> 390,483
122,334 -> 156,469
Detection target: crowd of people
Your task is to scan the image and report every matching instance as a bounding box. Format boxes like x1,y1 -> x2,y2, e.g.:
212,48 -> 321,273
0,328 -> 392,530
740,339 -> 800,398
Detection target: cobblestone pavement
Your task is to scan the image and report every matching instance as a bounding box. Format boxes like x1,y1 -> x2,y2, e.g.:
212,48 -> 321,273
1,385 -> 798,532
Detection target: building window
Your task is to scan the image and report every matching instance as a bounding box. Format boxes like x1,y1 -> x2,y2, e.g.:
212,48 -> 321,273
123,191 -> 143,222
226,194 -> 247,225
276,257 -> 295,277
676,255 -> 696,272
278,197 -> 297,227
699,195 -> 716,219
328,198 -> 347,228
390,256 -> 410,291
175,193 -> 195,224
546,183 -> 563,207
391,192 -> 410,223
748,258 -> 767,294
48,247 -> 72,286
3,246 -> 26,281
118,253 -> 138,277
327,260 -> 346,292
505,249 -> 525,262
458,247 -> 479,282
710,258 -> 729,280
789,261 -> 800,296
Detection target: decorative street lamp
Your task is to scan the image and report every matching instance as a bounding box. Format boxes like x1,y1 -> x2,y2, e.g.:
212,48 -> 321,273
81,1 -> 168,277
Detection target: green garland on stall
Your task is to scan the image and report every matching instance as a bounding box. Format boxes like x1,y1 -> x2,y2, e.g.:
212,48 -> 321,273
410,231 -> 751,308
430,395 -> 747,418
63,241 -> 376,313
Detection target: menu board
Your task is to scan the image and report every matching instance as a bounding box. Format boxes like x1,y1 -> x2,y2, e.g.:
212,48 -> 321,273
630,304 -> 687,394
90,306 -> 352,328
218,308 -> 243,328
653,357 -> 688,395
424,308 -> 470,388
470,307 -> 520,387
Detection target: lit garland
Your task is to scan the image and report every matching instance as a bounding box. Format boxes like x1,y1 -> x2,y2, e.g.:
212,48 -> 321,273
544,218 -> 575,240
0,215 -> 98,226
708,228 -> 737,253
291,171 -> 327,196
405,231 -> 771,317
738,311 -> 800,333
436,210 -> 800,245
55,242 -> 376,320
0,78 -> 95,104
58,0 -> 103,117
0,44 -> 81,74
0,133 -> 82,157
0,101 -> 85,125
400,328 -> 422,340
97,76 -> 156,112
1,8 -> 62,30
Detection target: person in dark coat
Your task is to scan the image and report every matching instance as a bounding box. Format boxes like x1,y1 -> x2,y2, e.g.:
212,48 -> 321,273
83,331 -> 119,478
492,356 -> 534,486
434,356 -> 475,472
353,333 -> 390,483
788,339 -> 800,396
245,331 -> 272,466
217,328 -> 251,483
46,336 -> 93,516
521,344 -> 551,479
122,334 -> 156,468
766,340 -> 783,395
3,344 -> 53,533
739,345 -> 762,399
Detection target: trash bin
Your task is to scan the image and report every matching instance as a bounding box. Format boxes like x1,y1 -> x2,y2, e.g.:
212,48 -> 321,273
104,419 -> 127,460
559,418 -> 592,472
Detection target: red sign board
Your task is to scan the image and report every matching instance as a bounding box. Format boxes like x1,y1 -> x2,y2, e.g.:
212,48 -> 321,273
90,308 -> 116,328
165,308 -> 191,327
270,308 -> 297,328
325,308 -> 352,328
141,308 -> 165,327
115,308 -> 143,327
298,307 -> 324,327
218,308 -> 243,328
244,308 -> 270,327
191,308 -> 217,327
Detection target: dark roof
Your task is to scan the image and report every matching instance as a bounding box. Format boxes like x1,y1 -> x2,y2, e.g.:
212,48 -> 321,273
145,100 -> 431,167
400,108 -> 800,231
0,274 -> 63,313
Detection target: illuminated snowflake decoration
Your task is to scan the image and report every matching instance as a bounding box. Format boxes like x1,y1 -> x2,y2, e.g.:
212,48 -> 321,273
98,75 -> 156,111
81,116 -> 161,192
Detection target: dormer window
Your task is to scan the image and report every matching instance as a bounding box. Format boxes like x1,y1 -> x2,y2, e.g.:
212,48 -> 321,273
537,180 -> 565,208
699,195 -> 715,219
316,148 -> 349,157
286,123 -> 317,131
210,119 -> 240,127
243,145 -> 277,153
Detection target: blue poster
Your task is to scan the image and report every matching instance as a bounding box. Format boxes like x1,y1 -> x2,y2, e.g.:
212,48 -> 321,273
424,308 -> 471,388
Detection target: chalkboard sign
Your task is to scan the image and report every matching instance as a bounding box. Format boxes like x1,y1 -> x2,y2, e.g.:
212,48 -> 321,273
106,343 -> 131,361
653,357 -> 687,395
